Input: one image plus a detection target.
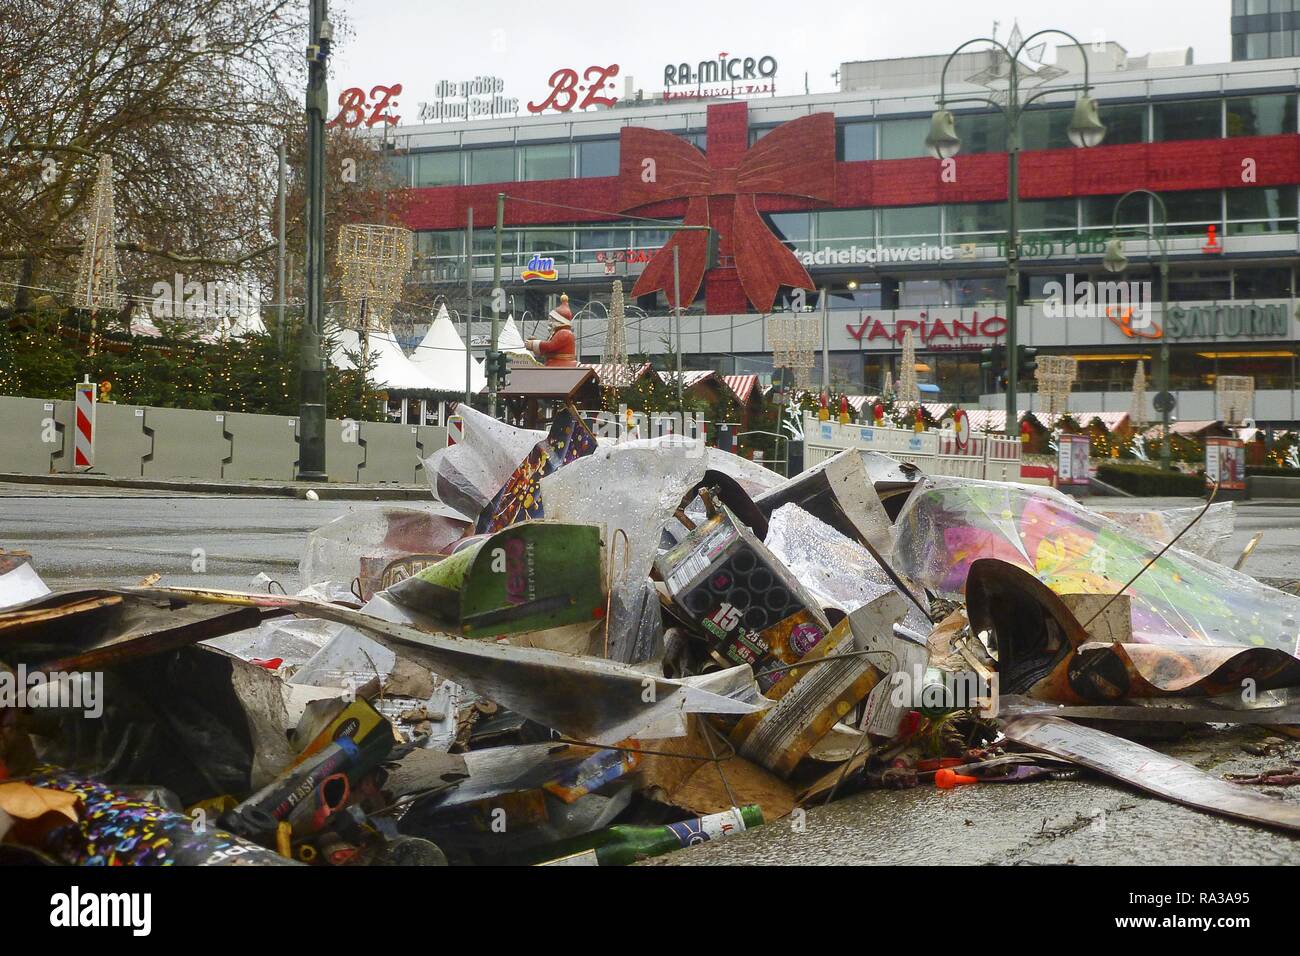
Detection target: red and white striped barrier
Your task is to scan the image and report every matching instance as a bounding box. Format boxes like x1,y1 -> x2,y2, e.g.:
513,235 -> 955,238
74,381 -> 95,469
447,415 -> 463,446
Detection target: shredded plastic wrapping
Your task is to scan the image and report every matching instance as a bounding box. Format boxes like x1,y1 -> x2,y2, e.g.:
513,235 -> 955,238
1094,501 -> 1236,563
764,503 -> 931,634
702,447 -> 786,498
892,476 -> 1300,653
542,435 -> 707,662
421,405 -> 546,520
203,616 -> 346,672
299,506 -> 469,599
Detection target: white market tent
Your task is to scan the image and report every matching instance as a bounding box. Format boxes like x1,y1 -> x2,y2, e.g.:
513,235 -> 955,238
328,326 -> 449,393
497,314 -> 527,353
410,304 -> 486,394
367,330 -> 451,392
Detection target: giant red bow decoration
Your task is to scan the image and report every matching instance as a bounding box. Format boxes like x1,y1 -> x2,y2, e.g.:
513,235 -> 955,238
618,112 -> 836,312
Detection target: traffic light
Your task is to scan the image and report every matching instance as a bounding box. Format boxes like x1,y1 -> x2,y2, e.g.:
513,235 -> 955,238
487,350 -> 511,389
979,344 -> 1006,391
1016,345 -> 1038,377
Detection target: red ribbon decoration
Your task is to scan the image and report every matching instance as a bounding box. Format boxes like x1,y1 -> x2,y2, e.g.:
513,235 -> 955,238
618,112 -> 836,313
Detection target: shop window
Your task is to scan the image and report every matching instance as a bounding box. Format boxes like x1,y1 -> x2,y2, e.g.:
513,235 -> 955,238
1235,266 -> 1293,298
899,279 -> 949,307
1227,185 -> 1298,233
952,111 -> 1007,154
1227,93 -> 1297,136
945,202 -> 1007,237
1098,103 -> 1148,146
880,205 -> 940,244
1167,271 -> 1231,301
879,116 -> 930,160
1153,98 -> 1221,141
1161,189 -> 1222,236
414,151 -> 461,187
578,139 -> 619,178
525,229 -> 574,264
633,222 -> 681,251
575,227 -> 632,263
837,121 -> 876,161
815,209 -> 874,247
1019,107 -> 1072,151
1209,352 -> 1294,389
764,212 -> 813,251
521,143 -> 572,181
468,147 -> 516,184
1082,193 -> 1147,232
1020,198 -> 1078,234
951,275 -> 1003,305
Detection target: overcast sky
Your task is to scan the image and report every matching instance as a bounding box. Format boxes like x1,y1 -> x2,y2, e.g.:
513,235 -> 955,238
329,0 -> 1234,116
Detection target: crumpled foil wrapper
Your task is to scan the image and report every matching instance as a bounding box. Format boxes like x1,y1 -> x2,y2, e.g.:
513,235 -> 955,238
764,502 -> 932,633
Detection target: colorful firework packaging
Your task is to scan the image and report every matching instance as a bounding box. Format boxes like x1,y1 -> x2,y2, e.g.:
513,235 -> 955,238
475,403 -> 598,534
21,768 -> 295,866
655,499 -> 831,689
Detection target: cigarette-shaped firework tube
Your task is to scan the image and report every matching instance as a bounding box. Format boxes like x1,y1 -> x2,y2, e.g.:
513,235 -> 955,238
21,767 -> 297,866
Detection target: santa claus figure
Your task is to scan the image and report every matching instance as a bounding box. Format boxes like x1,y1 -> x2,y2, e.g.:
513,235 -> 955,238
526,294 -> 577,367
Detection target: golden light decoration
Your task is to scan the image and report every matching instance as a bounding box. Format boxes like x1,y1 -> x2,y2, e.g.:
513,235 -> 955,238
768,313 -> 819,389
1034,355 -> 1077,417
336,223 -> 413,332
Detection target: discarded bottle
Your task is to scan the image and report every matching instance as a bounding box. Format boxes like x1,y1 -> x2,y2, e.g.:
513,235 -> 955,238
536,805 -> 764,866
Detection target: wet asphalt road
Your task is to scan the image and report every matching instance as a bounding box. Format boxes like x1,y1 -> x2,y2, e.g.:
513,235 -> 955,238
0,483 -> 456,592
5,486 -> 1300,864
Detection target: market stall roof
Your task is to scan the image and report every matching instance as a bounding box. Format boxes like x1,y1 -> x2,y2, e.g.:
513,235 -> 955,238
580,362 -> 653,387
410,305 -> 486,393
500,365 -> 597,399
722,374 -> 759,405
657,369 -> 718,389
1037,411 -> 1132,433
1143,420 -> 1232,440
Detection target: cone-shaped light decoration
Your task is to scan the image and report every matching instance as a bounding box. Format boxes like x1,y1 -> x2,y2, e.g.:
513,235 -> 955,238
1102,237 -> 1128,274
924,109 -> 962,160
1067,95 -> 1107,148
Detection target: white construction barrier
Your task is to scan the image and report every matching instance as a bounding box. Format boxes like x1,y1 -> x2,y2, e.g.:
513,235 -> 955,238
802,414 -> 1022,481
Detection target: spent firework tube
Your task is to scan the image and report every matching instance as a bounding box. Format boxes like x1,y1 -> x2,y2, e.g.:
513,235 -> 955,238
220,738 -> 361,838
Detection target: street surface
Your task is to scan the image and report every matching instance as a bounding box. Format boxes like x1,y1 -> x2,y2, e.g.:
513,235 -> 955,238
4,485 -> 1300,864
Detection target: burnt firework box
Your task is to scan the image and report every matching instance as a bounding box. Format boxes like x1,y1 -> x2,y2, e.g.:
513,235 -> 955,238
655,504 -> 830,687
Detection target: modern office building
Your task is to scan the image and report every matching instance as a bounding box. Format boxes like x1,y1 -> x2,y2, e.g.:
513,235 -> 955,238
380,46 -> 1300,424
1232,0 -> 1300,60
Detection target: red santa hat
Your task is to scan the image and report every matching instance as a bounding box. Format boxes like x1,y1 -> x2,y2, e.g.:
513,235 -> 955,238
548,293 -> 573,328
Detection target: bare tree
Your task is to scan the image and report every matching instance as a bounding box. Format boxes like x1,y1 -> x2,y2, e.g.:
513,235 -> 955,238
0,0 -> 408,326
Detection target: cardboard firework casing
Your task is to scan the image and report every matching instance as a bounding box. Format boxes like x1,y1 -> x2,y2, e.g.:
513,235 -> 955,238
655,505 -> 830,688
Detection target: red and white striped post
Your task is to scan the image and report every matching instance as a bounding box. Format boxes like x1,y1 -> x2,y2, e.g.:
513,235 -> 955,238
73,377 -> 95,470
446,414 -> 463,447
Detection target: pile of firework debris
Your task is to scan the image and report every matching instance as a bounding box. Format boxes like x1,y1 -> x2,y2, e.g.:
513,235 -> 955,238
3,401 -> 1300,866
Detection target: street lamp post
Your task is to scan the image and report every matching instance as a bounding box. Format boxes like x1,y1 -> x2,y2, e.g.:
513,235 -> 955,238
926,30 -> 1106,437
297,0 -> 332,482
1104,189 -> 1172,471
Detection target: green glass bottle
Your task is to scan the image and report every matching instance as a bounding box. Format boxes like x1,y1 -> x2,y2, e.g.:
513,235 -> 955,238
537,805 -> 765,866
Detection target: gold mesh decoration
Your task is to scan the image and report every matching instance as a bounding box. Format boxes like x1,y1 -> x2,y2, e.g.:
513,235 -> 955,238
769,313 -> 819,389
1035,355 -> 1077,417
1129,360 -> 1147,427
1217,375 -> 1254,425
336,223 -> 413,332
897,329 -> 920,404
76,153 -> 122,353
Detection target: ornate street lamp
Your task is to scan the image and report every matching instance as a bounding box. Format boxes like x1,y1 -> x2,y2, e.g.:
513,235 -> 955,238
927,29 -> 1106,436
